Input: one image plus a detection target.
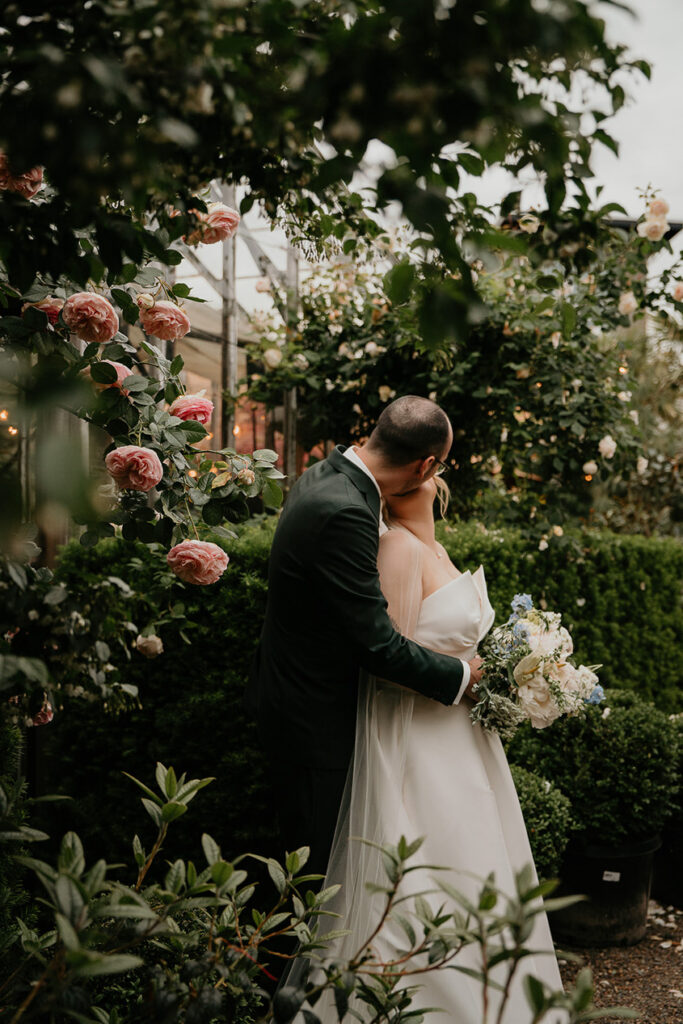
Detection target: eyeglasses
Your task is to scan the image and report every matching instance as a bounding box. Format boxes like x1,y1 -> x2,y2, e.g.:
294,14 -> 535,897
435,458 -> 450,477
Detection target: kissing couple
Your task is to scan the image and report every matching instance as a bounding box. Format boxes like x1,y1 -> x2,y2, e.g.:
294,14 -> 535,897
247,395 -> 563,1022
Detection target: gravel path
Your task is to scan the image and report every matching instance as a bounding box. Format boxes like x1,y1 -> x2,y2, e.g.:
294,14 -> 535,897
558,901 -> 683,1023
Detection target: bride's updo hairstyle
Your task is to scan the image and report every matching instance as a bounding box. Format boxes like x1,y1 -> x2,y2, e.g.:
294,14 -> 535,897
365,395 -> 451,465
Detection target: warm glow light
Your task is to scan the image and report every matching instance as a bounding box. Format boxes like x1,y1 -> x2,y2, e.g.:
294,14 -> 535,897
8,425 -> 18,436
205,432 -> 213,440
535,382 -> 542,388
188,469 -> 198,478
0,409 -> 8,420
584,474 -> 593,482
618,365 -> 628,375
233,424 -> 241,436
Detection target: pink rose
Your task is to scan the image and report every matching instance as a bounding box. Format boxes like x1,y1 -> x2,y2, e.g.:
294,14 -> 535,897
166,539 -> 229,585
31,700 -> 54,727
85,360 -> 133,394
105,445 -> 163,491
169,393 -> 214,425
62,292 -> 119,344
185,203 -> 240,245
0,153 -> 44,199
649,198 -> 669,218
138,299 -> 191,341
21,296 -> 64,325
673,282 -> 683,303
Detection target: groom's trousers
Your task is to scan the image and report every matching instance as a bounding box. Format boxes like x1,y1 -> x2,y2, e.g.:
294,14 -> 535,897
268,756 -> 349,880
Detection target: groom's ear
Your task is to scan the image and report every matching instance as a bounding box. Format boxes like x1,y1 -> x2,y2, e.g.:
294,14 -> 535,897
416,455 -> 435,480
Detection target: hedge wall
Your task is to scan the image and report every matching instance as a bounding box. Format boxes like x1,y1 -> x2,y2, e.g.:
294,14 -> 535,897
36,520 -> 682,867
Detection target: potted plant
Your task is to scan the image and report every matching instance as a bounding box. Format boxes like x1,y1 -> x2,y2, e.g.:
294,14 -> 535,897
507,689 -> 680,945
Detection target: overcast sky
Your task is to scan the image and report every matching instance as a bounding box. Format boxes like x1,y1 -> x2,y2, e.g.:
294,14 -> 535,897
591,0 -> 683,222
471,1 -> 683,236
187,0 -> 683,308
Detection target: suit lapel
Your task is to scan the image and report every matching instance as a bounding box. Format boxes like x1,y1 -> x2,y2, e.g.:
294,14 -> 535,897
328,446 -> 381,524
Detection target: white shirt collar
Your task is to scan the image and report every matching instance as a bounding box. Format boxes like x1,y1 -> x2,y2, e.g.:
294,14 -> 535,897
342,446 -> 388,535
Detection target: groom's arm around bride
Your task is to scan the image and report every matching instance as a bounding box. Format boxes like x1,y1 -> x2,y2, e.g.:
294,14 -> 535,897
246,397 -> 481,876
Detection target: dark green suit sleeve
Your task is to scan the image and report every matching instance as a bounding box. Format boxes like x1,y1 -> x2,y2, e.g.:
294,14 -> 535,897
313,505 -> 464,706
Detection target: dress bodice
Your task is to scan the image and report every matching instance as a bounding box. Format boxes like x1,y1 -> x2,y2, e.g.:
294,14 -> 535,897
412,566 -> 495,662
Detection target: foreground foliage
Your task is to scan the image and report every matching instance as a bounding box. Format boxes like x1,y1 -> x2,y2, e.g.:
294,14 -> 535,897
0,762 -> 636,1024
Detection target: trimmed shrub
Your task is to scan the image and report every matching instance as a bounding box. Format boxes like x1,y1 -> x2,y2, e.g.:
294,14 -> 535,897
38,521 -> 682,867
507,689 -> 680,845
509,765 -> 576,880
38,522 -> 279,867
438,522 -> 683,711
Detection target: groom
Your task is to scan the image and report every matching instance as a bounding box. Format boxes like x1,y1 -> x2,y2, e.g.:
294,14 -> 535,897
247,396 -> 483,876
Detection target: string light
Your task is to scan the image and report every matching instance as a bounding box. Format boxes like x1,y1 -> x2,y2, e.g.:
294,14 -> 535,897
188,469 -> 198,478
8,425 -> 18,436
233,424 -> 241,436
0,410 -> 8,421
618,365 -> 628,375
584,474 -> 593,482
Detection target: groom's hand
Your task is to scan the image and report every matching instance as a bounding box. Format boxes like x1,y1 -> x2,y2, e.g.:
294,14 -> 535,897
465,655 -> 484,699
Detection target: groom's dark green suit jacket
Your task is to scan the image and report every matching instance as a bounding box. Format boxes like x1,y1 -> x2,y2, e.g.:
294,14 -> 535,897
247,446 -> 465,770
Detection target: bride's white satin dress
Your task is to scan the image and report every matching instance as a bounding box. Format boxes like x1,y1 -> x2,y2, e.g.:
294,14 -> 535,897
317,565 -> 565,1023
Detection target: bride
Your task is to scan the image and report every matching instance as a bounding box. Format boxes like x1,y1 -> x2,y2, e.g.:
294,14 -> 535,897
313,475 -> 565,1023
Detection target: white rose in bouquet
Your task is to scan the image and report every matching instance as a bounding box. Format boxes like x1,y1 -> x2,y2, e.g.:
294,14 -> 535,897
516,682 -> 563,729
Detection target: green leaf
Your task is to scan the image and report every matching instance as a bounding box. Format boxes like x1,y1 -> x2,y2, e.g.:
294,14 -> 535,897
267,858 -> 287,894
132,834 -> 145,867
161,801 -> 187,823
523,974 -> 546,1014
170,354 -> 184,374
55,875 -> 85,922
262,478 -> 283,509
384,261 -> 415,305
59,833 -> 85,877
142,799 -> 163,826
164,766 -> 177,799
561,301 -> 577,338
202,834 -> 221,865
7,561 -> 27,589
458,151 -> 485,176
165,859 -> 186,893
210,860 -> 233,887
55,912 -> 81,951
74,953 -> 144,978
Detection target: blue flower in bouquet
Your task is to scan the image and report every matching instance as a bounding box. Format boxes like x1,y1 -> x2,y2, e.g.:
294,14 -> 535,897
508,593 -> 533,623
585,684 -> 605,705
511,619 -> 531,646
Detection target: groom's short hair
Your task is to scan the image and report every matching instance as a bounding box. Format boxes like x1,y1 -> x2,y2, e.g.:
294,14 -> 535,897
366,395 -> 451,466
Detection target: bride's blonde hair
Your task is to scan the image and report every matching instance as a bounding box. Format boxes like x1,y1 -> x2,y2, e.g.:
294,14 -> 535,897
435,475 -> 450,519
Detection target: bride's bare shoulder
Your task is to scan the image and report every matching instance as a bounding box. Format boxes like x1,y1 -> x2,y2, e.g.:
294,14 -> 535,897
378,527 -> 421,555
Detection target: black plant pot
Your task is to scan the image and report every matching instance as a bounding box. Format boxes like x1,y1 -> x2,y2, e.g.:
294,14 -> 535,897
549,834 -> 661,947
651,825 -> 683,910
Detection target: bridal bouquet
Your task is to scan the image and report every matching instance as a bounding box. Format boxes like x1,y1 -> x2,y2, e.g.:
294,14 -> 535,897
471,593 -> 603,740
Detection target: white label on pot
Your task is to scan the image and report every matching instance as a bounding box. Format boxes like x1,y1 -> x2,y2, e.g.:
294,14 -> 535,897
602,870 -> 621,882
